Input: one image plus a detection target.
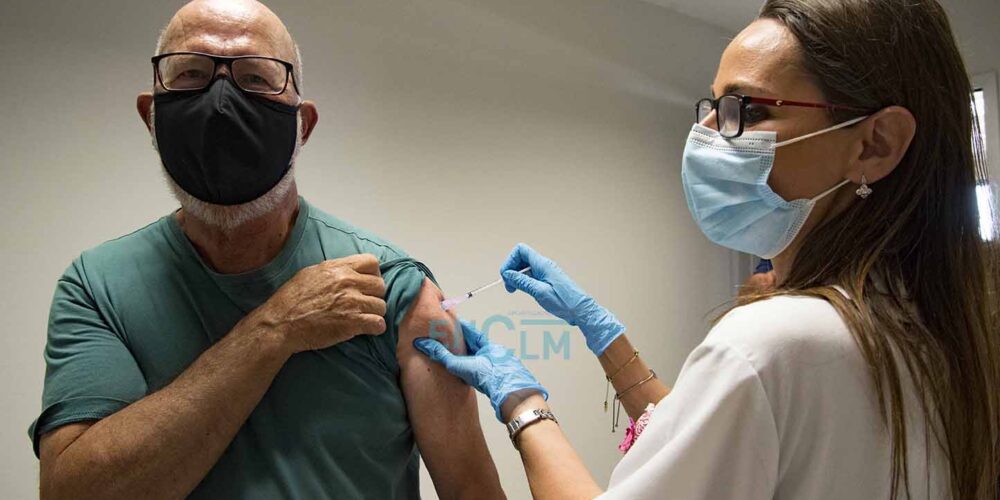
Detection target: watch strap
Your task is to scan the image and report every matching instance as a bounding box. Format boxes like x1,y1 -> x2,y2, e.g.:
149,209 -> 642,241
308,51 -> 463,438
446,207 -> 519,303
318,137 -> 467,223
506,408 -> 558,448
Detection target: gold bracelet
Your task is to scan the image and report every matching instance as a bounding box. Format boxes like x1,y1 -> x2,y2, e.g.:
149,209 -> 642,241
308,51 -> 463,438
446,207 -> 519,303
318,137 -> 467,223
604,350 -> 639,412
607,350 -> 640,381
611,370 -> 657,433
617,369 -> 657,399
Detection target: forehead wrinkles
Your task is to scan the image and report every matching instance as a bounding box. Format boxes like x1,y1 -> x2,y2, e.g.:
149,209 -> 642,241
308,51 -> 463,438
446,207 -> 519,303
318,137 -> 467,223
161,4 -> 292,60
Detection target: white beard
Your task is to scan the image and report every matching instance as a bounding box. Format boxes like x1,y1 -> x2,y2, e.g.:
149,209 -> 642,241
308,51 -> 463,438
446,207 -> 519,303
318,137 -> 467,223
149,102 -> 304,231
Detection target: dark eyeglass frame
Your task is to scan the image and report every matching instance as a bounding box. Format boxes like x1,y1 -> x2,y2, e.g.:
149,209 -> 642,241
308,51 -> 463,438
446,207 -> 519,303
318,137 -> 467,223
696,93 -> 870,138
151,51 -> 301,96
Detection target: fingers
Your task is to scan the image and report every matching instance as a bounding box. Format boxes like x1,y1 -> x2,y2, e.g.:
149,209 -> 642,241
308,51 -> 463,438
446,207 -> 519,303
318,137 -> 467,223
354,313 -> 387,335
459,319 -> 487,351
500,243 -> 548,292
499,243 -> 529,292
501,269 -> 544,297
500,243 -> 532,279
413,337 -> 483,388
413,337 -> 456,366
353,273 -> 387,298
354,294 -> 387,317
317,255 -> 385,297
337,253 -> 382,277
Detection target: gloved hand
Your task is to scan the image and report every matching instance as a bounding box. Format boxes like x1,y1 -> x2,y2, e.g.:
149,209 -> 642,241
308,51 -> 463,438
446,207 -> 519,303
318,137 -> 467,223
500,243 -> 625,356
413,320 -> 548,422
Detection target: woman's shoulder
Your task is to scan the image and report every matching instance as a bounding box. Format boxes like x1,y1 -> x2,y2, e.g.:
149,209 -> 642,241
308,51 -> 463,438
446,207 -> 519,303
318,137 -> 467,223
693,294 -> 875,433
704,293 -> 860,377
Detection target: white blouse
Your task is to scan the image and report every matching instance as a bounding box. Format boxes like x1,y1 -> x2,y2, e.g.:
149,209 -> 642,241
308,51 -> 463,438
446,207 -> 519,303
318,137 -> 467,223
601,294 -> 948,499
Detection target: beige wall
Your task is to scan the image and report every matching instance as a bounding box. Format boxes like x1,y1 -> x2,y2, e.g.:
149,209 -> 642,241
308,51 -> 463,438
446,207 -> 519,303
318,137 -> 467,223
942,0 -> 1000,182
944,0 -> 1000,77
0,1 -> 734,498
2,1 -> 997,499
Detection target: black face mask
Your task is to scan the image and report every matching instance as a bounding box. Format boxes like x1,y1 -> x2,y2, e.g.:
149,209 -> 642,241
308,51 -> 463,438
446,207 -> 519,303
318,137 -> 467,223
154,79 -> 299,206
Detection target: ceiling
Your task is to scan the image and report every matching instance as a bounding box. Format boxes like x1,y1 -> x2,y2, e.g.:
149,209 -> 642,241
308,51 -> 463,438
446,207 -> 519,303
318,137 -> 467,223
637,0 -> 760,33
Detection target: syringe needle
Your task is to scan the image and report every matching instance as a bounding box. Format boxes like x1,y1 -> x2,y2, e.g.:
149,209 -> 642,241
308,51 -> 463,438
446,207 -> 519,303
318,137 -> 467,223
441,267 -> 531,311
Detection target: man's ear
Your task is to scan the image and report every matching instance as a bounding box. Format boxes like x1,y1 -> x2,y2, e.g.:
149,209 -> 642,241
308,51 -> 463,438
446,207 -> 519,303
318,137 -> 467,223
849,105 -> 916,185
298,100 -> 319,145
137,92 -> 153,133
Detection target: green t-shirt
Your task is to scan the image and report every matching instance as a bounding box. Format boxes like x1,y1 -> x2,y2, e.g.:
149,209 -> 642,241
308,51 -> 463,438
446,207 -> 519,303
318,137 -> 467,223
29,197 -> 436,499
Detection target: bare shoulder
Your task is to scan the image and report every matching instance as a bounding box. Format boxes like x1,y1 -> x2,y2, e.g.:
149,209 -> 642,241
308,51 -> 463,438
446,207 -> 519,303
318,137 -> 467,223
396,278 -> 466,357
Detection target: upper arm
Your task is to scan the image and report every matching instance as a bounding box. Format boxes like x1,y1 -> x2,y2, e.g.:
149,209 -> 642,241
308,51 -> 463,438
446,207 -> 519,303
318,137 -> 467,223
30,260 -> 148,457
397,278 -> 504,500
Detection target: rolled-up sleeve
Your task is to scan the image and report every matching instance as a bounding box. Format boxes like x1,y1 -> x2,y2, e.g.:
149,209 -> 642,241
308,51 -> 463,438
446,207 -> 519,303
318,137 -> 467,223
28,258 -> 148,457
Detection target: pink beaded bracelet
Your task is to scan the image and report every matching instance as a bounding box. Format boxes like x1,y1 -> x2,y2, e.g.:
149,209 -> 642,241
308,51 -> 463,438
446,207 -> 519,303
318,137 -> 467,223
618,403 -> 655,454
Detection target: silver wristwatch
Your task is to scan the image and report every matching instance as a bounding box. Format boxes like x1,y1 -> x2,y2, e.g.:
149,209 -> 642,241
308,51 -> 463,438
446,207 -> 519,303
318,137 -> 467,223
506,408 -> 558,448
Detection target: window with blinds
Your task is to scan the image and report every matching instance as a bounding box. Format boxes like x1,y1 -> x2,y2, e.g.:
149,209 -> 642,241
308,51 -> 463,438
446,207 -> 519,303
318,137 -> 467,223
974,85 -> 996,241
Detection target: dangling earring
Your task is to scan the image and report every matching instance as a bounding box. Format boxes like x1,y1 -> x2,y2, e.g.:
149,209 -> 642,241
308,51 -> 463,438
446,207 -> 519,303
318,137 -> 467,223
856,173 -> 873,199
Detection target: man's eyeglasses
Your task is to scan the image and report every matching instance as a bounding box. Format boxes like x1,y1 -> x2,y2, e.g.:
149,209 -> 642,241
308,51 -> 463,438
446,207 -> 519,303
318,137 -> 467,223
151,51 -> 299,96
696,94 -> 868,138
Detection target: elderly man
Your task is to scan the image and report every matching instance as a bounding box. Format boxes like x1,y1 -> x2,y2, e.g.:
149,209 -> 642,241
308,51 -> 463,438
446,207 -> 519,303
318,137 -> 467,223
29,1 -> 503,498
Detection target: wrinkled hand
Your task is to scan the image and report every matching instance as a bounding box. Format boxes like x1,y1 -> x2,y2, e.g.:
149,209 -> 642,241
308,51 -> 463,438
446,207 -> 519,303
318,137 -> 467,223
499,243 -> 625,356
413,320 -> 548,421
252,253 -> 387,354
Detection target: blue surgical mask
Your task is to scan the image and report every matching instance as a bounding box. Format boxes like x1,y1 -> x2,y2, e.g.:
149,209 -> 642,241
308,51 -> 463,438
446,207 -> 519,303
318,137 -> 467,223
681,116 -> 868,259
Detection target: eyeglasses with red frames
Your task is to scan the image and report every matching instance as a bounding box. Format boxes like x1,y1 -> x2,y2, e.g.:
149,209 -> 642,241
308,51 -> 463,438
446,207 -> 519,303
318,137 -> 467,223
696,94 -> 870,138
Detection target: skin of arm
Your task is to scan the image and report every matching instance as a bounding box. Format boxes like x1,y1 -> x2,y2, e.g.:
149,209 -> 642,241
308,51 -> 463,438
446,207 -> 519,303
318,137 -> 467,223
487,335 -> 671,500
598,335 -> 670,420
500,391 -> 603,500
37,255 -> 389,500
38,320 -> 291,500
397,278 -> 506,500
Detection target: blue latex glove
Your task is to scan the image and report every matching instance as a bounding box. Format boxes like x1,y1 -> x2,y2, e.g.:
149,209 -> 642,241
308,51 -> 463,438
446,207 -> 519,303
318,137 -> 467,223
500,243 -> 625,356
413,320 -> 548,422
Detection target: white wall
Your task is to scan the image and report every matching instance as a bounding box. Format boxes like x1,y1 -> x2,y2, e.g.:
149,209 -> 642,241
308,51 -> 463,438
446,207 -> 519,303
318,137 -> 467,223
942,0 -> 1000,183
942,0 -> 1000,77
0,1 -> 735,499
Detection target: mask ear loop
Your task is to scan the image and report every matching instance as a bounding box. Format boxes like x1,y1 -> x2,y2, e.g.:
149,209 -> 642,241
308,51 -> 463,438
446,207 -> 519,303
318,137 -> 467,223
775,115 -> 870,148
772,115 -> 869,203
810,178 -> 852,202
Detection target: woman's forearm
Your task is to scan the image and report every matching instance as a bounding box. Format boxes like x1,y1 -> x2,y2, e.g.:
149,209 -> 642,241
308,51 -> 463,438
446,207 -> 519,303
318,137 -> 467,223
503,393 -> 604,500
498,335 -> 669,500
599,335 -> 670,420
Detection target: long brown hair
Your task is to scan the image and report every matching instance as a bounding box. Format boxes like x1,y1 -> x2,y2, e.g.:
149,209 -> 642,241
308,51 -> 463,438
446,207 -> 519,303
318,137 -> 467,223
739,1 -> 1000,498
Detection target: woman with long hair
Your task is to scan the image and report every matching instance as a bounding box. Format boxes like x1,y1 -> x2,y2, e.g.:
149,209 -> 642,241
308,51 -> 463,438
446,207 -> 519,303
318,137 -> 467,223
414,0 -> 1000,498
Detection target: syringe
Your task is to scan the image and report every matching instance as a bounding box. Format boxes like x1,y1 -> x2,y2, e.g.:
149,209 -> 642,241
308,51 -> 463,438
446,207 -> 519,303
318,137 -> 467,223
441,267 -> 532,311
